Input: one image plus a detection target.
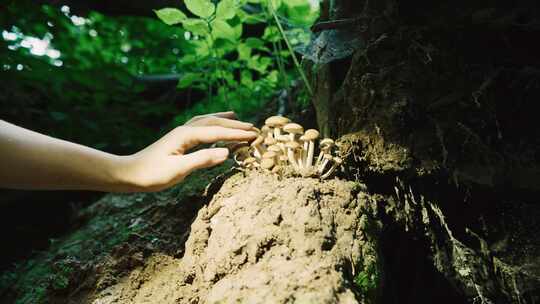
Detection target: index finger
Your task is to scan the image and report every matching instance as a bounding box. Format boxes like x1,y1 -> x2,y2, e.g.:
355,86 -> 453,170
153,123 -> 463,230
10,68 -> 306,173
178,126 -> 257,151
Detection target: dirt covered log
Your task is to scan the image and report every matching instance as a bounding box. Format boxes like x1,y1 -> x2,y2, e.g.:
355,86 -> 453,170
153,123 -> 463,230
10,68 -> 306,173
90,172 -> 382,303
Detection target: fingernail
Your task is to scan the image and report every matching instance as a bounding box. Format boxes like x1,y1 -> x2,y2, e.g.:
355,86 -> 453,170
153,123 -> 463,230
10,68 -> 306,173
215,148 -> 229,160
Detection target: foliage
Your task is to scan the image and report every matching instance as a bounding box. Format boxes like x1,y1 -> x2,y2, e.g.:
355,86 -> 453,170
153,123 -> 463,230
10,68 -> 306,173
154,0 -> 319,125
354,262 -> 379,299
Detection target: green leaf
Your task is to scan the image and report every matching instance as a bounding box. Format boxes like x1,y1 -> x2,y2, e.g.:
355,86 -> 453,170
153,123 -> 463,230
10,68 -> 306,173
178,72 -> 202,88
211,20 -> 236,41
154,8 -> 187,25
216,0 -> 236,20
237,43 -> 252,60
184,0 -> 215,19
262,25 -> 281,42
182,18 -> 210,35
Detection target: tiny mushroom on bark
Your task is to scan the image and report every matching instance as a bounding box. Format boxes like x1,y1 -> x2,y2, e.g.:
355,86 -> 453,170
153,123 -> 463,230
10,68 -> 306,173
321,156 -> 343,179
250,135 -> 265,159
316,138 -> 335,167
261,158 -> 275,171
318,153 -> 334,174
244,157 -> 258,168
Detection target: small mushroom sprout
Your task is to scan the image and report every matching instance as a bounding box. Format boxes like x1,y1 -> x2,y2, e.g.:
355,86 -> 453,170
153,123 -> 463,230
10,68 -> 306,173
232,116 -> 342,179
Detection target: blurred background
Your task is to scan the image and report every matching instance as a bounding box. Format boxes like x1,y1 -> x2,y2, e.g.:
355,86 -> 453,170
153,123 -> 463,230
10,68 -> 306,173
0,0 -> 319,271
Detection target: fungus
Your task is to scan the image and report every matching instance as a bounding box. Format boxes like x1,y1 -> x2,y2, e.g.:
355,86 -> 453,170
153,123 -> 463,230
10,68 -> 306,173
285,141 -> 301,169
318,153 -> 333,174
283,123 -> 304,142
250,135 -> 265,159
265,116 -> 290,139
321,156 -> 343,179
302,129 -> 320,169
316,138 -> 334,167
244,157 -> 257,168
261,158 -> 275,171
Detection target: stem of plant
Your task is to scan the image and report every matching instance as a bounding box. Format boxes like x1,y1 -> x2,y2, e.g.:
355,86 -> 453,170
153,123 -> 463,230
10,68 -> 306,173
268,1 -> 313,96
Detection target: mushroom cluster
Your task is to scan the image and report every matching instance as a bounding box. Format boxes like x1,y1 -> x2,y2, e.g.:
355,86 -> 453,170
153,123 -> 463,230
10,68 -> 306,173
233,116 -> 342,179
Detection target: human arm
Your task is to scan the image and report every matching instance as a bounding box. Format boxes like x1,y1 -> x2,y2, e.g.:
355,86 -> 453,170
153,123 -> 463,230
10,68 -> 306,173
0,112 -> 256,192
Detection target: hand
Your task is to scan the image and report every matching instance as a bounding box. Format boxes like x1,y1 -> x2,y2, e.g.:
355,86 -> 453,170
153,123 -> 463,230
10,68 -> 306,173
117,112 -> 256,192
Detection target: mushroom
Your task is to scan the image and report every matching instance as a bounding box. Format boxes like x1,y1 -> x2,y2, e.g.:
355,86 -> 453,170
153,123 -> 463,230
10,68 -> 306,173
302,129 -> 319,169
321,156 -> 343,179
232,145 -> 251,166
265,116 -> 290,139
317,153 -> 334,174
250,135 -> 265,159
264,136 -> 277,146
244,157 -> 258,169
261,125 -> 273,139
315,138 -> 334,167
262,151 -> 278,162
283,123 -> 304,142
261,158 -> 275,171
285,141 -> 301,169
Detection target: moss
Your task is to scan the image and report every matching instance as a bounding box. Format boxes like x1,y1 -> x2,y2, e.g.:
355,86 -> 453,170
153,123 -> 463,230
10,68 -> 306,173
354,262 -> 380,300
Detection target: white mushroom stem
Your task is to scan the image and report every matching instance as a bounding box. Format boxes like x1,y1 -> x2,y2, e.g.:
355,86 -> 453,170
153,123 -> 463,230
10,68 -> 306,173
287,148 -> 298,170
301,141 -> 309,168
274,127 -> 281,139
321,159 -> 341,179
318,154 -> 332,174
307,140 -> 316,168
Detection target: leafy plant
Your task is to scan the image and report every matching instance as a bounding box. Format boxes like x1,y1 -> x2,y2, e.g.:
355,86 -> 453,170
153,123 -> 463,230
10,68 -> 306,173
155,0 -> 319,124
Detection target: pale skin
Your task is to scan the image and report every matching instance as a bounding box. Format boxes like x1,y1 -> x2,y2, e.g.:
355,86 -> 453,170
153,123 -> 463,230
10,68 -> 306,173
0,111 -> 257,193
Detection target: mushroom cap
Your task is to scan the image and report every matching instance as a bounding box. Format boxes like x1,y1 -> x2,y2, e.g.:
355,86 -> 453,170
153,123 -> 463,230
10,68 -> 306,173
244,157 -> 257,164
320,138 -> 335,147
285,141 -> 301,149
264,137 -> 277,146
251,126 -> 261,134
283,123 -> 304,134
279,155 -> 289,162
323,153 -> 333,160
261,158 -> 275,169
251,135 -> 264,147
275,135 -> 290,142
265,116 -> 290,127
261,125 -> 271,134
333,157 -> 343,164
262,151 -> 277,159
268,145 -> 282,153
304,129 -> 320,141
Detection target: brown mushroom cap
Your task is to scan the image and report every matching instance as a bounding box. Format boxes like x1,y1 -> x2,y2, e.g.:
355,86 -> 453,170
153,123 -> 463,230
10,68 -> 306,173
261,158 -> 275,169
251,135 -> 264,147
304,129 -> 320,141
265,116 -> 290,127
285,141 -> 301,149
262,151 -> 277,159
283,123 -> 304,134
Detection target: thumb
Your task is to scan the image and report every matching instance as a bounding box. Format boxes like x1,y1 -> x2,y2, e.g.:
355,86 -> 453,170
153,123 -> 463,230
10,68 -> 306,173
178,148 -> 229,175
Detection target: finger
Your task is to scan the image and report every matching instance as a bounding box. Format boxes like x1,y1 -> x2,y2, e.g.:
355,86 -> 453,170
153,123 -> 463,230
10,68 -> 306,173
188,116 -> 253,130
176,148 -> 229,176
187,111 -> 238,124
178,126 -> 257,151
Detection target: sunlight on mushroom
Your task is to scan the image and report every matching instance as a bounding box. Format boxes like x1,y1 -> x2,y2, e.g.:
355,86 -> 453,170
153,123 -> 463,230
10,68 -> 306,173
233,116 -> 341,179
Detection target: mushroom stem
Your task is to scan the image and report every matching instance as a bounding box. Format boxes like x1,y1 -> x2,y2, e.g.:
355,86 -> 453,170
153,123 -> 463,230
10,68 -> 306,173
321,157 -> 342,179
287,148 -> 298,170
318,154 -> 332,174
307,140 -> 315,168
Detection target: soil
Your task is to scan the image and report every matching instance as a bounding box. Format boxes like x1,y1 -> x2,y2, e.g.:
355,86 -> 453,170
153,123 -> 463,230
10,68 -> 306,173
85,172 -> 376,304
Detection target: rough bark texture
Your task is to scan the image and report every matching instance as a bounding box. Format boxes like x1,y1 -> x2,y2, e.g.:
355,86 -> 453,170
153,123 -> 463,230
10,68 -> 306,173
311,0 -> 540,302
